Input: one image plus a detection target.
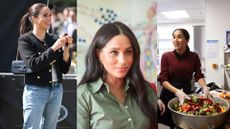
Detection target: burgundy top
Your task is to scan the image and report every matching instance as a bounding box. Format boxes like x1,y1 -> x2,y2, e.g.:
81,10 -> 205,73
157,50 -> 204,85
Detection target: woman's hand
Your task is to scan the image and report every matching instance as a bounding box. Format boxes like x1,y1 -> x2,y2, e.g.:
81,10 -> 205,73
198,78 -> 212,98
157,99 -> 165,116
51,36 -> 68,52
175,89 -> 190,105
62,34 -> 73,62
63,35 -> 73,50
203,86 -> 212,99
51,34 -> 73,52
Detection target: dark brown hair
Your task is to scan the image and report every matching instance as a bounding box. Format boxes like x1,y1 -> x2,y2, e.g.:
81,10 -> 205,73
19,3 -> 47,35
79,21 -> 157,128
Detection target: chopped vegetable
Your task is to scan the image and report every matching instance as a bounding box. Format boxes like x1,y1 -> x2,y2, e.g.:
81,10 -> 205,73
172,95 -> 226,116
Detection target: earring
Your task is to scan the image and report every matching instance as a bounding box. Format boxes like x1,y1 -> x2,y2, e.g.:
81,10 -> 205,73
29,17 -> 32,22
99,60 -> 104,72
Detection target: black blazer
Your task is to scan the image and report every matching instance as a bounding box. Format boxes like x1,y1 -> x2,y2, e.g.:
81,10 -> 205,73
18,31 -> 71,86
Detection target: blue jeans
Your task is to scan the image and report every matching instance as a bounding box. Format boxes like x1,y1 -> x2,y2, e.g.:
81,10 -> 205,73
22,83 -> 63,129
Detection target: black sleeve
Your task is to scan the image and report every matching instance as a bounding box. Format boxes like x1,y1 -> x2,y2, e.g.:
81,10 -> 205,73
18,34 -> 57,72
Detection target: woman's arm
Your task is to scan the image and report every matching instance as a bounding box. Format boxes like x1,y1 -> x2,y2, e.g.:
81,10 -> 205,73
162,81 -> 178,94
197,78 -> 207,88
198,78 -> 211,98
62,35 -> 73,62
162,81 -> 190,104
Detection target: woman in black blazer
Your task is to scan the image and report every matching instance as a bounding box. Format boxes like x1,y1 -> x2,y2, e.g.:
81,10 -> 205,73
18,3 -> 72,129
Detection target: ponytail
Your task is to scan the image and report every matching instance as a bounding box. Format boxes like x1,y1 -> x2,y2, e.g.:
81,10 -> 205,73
19,13 -> 33,35
19,3 -> 47,35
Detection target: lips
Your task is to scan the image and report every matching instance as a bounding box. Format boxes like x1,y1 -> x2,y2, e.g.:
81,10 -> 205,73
45,23 -> 51,26
116,67 -> 128,73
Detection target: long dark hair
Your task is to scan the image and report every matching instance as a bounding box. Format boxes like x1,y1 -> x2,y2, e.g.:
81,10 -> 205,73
19,3 -> 47,35
79,21 -> 157,128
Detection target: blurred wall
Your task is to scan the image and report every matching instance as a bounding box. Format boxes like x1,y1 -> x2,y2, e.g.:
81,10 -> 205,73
205,0 -> 230,87
77,0 -> 157,83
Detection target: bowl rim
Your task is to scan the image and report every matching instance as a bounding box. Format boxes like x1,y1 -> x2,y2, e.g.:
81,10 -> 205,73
168,95 -> 230,117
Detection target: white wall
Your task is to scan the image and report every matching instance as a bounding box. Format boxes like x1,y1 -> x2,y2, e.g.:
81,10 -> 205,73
194,26 -> 205,59
193,26 -> 205,72
205,0 -> 230,87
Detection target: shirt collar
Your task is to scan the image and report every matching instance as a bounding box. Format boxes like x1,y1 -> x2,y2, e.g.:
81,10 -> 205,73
90,78 -> 130,94
173,45 -> 190,60
124,79 -> 130,92
90,78 -> 104,94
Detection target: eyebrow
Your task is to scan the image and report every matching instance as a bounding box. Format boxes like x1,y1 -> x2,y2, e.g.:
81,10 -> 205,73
110,46 -> 133,49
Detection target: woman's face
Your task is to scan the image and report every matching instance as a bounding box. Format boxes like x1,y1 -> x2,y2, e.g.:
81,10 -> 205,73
33,7 -> 52,30
172,30 -> 188,51
97,35 -> 133,80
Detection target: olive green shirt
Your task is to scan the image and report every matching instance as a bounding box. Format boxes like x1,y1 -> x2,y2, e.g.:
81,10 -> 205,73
77,78 -> 157,129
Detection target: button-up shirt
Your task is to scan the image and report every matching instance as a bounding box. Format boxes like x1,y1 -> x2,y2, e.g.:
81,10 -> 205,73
77,78 -> 157,129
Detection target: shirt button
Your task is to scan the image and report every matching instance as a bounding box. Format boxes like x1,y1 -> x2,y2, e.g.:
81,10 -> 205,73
128,118 -> 132,121
49,69 -> 52,72
125,106 -> 128,109
37,76 -> 40,79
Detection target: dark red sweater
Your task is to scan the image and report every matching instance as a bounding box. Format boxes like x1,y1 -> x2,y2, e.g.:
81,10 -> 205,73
158,50 -> 204,85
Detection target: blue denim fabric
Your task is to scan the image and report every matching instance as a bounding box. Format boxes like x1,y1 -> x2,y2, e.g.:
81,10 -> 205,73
22,83 -> 63,129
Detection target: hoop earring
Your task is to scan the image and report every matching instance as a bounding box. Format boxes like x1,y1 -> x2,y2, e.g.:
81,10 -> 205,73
100,63 -> 106,80
99,62 -> 104,73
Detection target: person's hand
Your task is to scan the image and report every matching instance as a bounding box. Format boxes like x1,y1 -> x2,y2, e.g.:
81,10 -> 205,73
157,99 -> 165,116
51,36 -> 67,51
202,86 -> 216,103
63,35 -> 73,49
175,89 -> 190,105
203,86 -> 211,98
63,35 -> 73,62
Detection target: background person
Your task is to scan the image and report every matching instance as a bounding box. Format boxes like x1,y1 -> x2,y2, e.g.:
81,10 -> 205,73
18,3 -> 72,129
157,28 -> 211,129
77,21 -> 158,129
149,82 -> 166,117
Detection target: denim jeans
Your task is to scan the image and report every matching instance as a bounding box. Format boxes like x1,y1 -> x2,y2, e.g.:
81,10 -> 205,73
22,83 -> 63,129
